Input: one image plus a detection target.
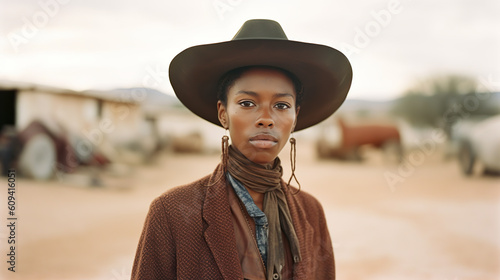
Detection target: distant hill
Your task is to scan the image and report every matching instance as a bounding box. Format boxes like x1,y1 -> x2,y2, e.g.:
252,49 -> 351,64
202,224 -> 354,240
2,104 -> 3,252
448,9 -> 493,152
339,98 -> 395,112
113,87 -> 180,105
113,87 -> 184,114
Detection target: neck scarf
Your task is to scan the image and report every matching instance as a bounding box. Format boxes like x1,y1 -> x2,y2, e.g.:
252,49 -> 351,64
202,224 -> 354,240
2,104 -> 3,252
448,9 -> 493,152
226,145 -> 301,279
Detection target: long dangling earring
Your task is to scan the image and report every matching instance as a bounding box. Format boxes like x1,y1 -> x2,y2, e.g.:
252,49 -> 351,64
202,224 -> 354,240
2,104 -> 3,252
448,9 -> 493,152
209,130 -> 229,187
287,135 -> 301,194
222,130 -> 229,172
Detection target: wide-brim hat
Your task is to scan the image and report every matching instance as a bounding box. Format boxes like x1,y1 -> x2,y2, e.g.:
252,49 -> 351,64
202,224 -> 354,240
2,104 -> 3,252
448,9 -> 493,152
169,19 -> 352,131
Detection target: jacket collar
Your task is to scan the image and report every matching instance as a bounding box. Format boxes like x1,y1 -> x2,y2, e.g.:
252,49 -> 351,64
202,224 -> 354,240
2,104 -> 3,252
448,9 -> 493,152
202,164 -> 243,278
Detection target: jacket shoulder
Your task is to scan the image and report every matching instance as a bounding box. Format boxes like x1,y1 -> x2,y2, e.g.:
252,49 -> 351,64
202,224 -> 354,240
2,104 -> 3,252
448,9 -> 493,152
156,174 -> 212,204
155,164 -> 224,206
286,184 -> 323,209
285,185 -> 327,223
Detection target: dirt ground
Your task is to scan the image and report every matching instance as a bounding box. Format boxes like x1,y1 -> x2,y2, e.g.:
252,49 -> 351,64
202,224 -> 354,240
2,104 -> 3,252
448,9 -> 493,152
1,141 -> 499,280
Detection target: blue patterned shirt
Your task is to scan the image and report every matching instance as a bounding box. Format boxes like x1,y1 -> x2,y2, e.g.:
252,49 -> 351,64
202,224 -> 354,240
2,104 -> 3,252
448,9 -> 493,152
227,173 -> 269,266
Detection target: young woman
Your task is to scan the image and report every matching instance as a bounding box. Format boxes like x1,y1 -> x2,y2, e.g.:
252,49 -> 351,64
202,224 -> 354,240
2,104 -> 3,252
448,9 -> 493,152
132,19 -> 352,280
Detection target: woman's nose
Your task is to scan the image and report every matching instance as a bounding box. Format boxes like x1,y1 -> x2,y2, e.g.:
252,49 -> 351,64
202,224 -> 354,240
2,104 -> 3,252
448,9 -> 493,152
256,109 -> 274,128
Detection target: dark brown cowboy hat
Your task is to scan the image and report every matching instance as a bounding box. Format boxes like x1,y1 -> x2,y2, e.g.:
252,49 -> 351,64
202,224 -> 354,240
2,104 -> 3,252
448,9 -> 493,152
169,19 -> 352,131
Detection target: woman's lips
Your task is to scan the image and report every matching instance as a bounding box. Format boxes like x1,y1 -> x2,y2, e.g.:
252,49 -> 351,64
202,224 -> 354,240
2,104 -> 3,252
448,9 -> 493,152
249,134 -> 278,149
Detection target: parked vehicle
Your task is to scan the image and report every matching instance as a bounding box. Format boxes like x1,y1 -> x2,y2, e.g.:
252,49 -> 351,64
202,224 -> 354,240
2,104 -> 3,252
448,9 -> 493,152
453,115 -> 500,175
316,117 -> 402,161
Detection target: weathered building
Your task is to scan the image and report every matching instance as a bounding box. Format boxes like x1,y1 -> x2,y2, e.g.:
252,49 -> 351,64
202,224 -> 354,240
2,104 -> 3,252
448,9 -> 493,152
0,81 -> 151,180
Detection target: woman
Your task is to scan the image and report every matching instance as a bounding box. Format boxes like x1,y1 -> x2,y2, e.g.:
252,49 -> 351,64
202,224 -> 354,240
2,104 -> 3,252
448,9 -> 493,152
132,19 -> 352,280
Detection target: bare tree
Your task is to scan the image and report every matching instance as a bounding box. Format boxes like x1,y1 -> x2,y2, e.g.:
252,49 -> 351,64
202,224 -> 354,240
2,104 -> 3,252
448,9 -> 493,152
391,74 -> 498,136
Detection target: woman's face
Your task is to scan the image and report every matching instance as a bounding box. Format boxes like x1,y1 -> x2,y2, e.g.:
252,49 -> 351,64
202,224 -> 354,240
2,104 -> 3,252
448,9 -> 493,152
217,67 -> 300,165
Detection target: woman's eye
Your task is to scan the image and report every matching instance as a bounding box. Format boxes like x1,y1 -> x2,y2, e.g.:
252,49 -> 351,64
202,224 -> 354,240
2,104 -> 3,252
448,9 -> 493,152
275,103 -> 291,110
239,101 -> 255,107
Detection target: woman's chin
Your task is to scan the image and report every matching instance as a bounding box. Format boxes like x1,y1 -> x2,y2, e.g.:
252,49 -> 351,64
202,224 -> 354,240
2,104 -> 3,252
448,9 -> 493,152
233,144 -> 280,164
249,152 -> 279,165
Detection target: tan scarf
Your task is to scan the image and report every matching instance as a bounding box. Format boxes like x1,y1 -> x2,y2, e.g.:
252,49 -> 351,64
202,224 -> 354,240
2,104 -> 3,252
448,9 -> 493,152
226,145 -> 301,279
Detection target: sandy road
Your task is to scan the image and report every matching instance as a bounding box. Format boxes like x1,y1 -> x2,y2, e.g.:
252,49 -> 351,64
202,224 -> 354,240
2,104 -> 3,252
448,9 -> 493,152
0,142 -> 499,280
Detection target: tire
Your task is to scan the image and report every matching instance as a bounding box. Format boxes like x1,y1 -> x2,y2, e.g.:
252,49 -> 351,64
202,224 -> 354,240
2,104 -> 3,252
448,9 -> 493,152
458,141 -> 475,176
18,133 -> 56,180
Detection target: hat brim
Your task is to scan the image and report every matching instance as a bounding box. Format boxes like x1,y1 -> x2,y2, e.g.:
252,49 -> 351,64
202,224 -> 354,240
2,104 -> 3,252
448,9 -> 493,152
169,39 -> 352,131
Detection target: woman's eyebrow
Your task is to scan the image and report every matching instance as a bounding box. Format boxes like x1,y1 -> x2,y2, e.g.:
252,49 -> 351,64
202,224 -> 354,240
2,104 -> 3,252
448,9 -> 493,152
236,90 -> 258,96
274,93 -> 294,99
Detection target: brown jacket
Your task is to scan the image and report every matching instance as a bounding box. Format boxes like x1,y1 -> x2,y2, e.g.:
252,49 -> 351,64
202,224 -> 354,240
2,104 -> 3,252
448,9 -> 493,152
131,164 -> 335,279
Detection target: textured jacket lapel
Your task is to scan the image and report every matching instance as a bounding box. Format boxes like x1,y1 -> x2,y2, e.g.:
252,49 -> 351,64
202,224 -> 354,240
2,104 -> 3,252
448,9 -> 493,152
293,219 -> 315,278
202,164 -> 243,278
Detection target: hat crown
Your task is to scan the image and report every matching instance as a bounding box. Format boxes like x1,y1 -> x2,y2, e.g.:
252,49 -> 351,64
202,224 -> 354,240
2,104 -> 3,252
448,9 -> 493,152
232,19 -> 288,40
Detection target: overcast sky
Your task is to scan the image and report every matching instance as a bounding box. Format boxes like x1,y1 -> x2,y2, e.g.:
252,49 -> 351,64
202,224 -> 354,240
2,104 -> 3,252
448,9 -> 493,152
1,0 -> 499,100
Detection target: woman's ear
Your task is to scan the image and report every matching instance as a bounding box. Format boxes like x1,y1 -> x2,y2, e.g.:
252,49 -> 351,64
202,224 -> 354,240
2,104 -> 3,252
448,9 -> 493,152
291,106 -> 300,132
217,101 -> 228,129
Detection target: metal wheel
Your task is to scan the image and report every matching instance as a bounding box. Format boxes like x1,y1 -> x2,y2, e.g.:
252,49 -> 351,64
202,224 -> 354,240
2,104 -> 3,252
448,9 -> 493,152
18,133 -> 56,180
